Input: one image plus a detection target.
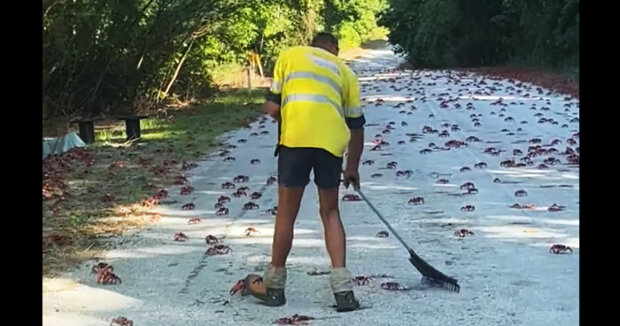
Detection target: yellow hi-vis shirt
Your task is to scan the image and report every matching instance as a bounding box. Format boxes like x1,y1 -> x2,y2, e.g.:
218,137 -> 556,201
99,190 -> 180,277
270,46 -> 363,158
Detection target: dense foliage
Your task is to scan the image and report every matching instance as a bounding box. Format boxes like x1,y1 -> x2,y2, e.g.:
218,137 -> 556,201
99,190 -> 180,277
43,0 -> 386,119
380,0 -> 579,72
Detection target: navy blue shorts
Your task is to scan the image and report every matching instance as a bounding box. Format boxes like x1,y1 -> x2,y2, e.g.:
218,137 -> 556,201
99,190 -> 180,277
277,145 -> 343,189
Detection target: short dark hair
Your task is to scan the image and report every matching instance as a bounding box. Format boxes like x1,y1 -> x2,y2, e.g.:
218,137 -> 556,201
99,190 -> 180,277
311,32 -> 339,48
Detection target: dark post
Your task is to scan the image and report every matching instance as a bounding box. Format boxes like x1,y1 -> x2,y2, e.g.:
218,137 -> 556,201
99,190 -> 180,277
78,121 -> 95,144
125,118 -> 141,140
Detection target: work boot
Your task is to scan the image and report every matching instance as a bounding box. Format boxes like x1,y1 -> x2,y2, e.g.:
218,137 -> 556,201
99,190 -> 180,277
334,290 -> 360,312
330,267 -> 360,312
248,264 -> 286,306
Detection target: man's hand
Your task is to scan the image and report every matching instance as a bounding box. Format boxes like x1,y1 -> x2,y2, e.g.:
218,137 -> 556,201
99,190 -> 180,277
343,169 -> 360,191
263,101 -> 281,121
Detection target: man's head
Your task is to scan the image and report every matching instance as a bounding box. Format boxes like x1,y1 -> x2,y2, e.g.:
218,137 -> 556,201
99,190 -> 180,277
311,32 -> 339,56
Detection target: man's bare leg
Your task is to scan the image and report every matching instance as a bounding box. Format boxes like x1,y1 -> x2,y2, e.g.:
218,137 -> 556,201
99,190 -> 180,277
318,186 -> 359,311
317,187 -> 346,268
271,185 -> 305,267
249,185 -> 305,306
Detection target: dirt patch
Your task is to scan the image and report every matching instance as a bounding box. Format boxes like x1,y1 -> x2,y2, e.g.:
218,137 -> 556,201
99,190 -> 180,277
459,66 -> 579,99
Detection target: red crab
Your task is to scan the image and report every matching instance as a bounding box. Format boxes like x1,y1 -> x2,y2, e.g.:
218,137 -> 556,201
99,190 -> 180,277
386,161 -> 398,169
420,149 -> 433,154
234,175 -> 250,183
464,187 -> 479,194
245,227 -> 259,236
381,282 -> 409,291
199,235 -> 217,247
342,194 -> 361,201
509,203 -> 536,209
237,139 -> 247,143
352,276 -> 373,285
230,278 -> 251,296
437,179 -> 450,184
408,197 -> 424,205
173,175 -> 189,185
362,160 -> 374,165
460,205 -> 475,212
250,192 -> 262,199
222,182 -> 236,189
474,162 -> 487,169
422,126 -> 434,133
216,207 -> 229,216
174,232 -> 189,242
376,231 -> 389,238
549,244 -> 573,254
515,190 -> 528,197
460,182 -> 476,191
243,202 -> 260,210
232,189 -> 247,198
460,166 -> 471,172
182,161 -> 198,170
96,268 -> 121,285
110,317 -> 133,326
454,229 -> 474,237
275,314 -> 315,325
548,203 -> 566,212
218,195 -> 231,203
206,244 -> 232,255
396,170 -> 413,177
251,159 -> 261,165
493,178 -> 501,183
182,203 -> 195,210
267,176 -> 278,185
566,154 -> 579,165
371,173 -> 383,178
224,156 -> 236,162
92,262 -> 113,274
154,189 -> 168,200
188,217 -> 201,224
180,186 -> 194,195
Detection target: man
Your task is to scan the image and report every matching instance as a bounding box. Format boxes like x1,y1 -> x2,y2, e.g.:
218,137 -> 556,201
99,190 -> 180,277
249,32 -> 365,312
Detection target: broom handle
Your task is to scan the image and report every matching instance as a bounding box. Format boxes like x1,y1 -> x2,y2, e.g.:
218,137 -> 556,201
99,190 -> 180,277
356,189 -> 412,252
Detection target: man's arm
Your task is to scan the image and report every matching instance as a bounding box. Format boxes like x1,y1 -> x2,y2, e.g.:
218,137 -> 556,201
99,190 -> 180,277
265,50 -> 285,120
341,63 -> 365,189
264,93 -> 281,121
343,118 -> 365,190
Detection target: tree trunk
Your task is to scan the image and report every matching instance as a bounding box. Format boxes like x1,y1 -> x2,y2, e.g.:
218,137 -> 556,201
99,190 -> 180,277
161,39 -> 195,100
